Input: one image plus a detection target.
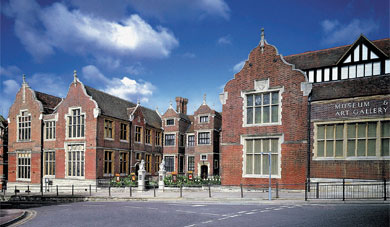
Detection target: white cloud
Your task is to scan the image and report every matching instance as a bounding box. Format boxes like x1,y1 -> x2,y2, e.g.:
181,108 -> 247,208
232,60 -> 245,73
321,19 -> 379,45
4,0 -> 179,61
81,65 -> 155,103
126,0 -> 230,21
28,73 -> 68,98
125,62 -> 145,75
217,35 -> 232,45
0,65 -> 22,77
3,80 -> 20,95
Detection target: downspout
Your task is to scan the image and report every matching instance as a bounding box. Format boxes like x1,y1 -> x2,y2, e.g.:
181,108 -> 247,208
40,118 -> 44,193
306,94 -> 312,190
129,121 -> 132,174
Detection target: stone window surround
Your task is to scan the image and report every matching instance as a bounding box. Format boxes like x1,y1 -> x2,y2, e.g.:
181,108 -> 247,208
65,142 -> 86,179
240,134 -> 283,179
241,80 -> 284,127
187,155 -> 195,171
163,155 -> 175,172
65,107 -> 86,140
104,150 -> 114,177
104,118 -> 114,141
198,114 -> 210,123
16,150 -> 31,181
164,133 -> 176,147
186,133 -> 195,147
134,125 -> 142,144
165,118 -> 175,126
44,118 -> 57,141
200,154 -> 207,161
313,118 -> 390,161
155,131 -> 162,147
120,122 -> 129,143
43,150 -> 56,177
16,109 -> 32,142
145,128 -> 152,145
196,130 -> 212,146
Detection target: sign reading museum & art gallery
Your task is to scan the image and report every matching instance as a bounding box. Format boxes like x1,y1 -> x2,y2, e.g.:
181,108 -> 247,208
311,97 -> 390,121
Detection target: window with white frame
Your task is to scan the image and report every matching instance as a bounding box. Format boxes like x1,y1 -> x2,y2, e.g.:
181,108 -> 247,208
200,116 -> 209,123
45,121 -> 56,140
164,156 -> 174,172
166,119 -> 174,126
67,108 -> 85,138
246,91 -> 279,125
17,152 -> 31,179
200,154 -> 207,160
315,120 -> 390,159
67,144 -> 85,177
18,111 -> 31,141
244,138 -> 279,176
44,151 -> 55,176
165,134 -> 175,146
198,132 -> 210,145
188,135 -> 195,146
188,156 -> 195,171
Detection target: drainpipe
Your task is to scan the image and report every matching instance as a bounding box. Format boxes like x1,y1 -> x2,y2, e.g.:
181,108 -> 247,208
129,121 -> 132,174
40,118 -> 44,193
306,94 -> 312,190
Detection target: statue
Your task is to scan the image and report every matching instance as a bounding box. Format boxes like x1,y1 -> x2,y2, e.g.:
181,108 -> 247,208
159,160 -> 165,172
139,160 -> 145,171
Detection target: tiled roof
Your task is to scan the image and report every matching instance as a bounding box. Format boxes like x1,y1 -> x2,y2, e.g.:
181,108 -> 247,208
284,38 -> 390,70
186,115 -> 194,133
34,91 -> 62,114
84,86 -> 161,128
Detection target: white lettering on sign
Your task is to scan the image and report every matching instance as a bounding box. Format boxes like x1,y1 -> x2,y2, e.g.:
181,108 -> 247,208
334,100 -> 389,117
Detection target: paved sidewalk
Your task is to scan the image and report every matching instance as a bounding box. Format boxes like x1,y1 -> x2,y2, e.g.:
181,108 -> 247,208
0,209 -> 26,226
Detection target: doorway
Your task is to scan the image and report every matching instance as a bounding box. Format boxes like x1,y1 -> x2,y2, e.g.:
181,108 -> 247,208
201,165 -> 208,179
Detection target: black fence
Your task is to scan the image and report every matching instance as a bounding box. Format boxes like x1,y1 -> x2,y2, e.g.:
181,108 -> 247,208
305,179 -> 388,201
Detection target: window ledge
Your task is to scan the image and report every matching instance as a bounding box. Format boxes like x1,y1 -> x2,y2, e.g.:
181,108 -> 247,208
243,122 -> 281,127
120,140 -> 129,143
16,178 -> 31,182
314,157 -> 390,161
242,174 -> 281,179
44,139 -> 56,141
17,140 -> 32,143
104,138 -> 114,141
43,175 -> 55,178
65,176 -> 86,179
66,137 -> 86,140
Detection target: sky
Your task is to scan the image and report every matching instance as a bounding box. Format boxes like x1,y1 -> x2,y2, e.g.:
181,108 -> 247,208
1,0 -> 389,117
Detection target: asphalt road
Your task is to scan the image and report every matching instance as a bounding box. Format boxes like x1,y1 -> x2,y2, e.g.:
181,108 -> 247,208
16,201 -> 389,227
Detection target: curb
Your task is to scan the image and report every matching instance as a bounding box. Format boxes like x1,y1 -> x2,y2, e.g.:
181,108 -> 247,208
1,210 -> 27,227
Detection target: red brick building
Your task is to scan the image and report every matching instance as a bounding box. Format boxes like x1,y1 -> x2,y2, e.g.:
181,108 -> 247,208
7,73 -> 162,189
219,31 -> 389,187
219,30 -> 310,187
285,35 -> 390,181
161,96 -> 221,178
0,115 -> 7,189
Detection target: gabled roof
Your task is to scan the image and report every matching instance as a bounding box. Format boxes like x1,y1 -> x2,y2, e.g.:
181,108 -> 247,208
186,115 -> 194,133
84,86 -> 161,128
0,115 -> 6,129
284,37 -> 390,70
34,91 -> 62,114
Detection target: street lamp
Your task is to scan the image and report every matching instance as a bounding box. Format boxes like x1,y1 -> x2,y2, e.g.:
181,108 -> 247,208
260,151 -> 272,201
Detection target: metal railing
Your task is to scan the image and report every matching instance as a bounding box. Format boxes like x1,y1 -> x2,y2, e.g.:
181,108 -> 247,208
305,179 -> 388,201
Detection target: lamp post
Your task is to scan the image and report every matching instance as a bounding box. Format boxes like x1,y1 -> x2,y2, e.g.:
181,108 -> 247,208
261,152 -> 272,201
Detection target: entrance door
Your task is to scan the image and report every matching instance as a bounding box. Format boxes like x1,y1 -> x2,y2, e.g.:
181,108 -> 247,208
179,156 -> 184,173
201,165 -> 208,179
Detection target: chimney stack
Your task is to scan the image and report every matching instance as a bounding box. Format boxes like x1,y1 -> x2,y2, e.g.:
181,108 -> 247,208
175,97 -> 188,114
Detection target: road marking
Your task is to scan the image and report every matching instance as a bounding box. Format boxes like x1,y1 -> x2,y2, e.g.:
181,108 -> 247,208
238,211 -> 247,214
192,204 -> 206,207
147,207 -> 158,210
11,210 -> 37,227
202,220 -> 213,224
124,206 -> 143,209
176,210 -> 198,214
260,210 -> 270,212
273,208 -> 283,210
218,217 -> 230,220
245,212 -> 256,214
251,209 -> 258,212
184,224 -> 196,227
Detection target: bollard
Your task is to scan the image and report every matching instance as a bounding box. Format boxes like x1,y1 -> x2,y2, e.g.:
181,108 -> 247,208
41,186 -> 44,196
276,182 -> 279,199
130,186 -> 132,197
27,185 -> 30,195
15,186 -> 17,196
208,184 -> 211,198
384,179 -> 387,201
240,184 -> 243,198
56,185 -> 59,196
154,185 -> 156,197
180,185 -> 182,198
72,185 -> 74,196
109,186 -> 111,197
89,185 -> 92,196
305,181 -> 308,201
342,179 -> 345,201
316,182 -> 319,199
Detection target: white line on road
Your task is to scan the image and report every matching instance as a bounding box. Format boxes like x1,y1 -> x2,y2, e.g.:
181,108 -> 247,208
245,212 -> 256,214
202,220 -> 213,224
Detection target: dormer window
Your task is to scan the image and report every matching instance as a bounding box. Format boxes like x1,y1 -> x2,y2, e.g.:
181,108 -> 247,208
166,119 -> 174,126
200,116 -> 209,123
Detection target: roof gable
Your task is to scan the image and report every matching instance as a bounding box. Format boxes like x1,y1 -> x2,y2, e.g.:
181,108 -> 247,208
337,35 -> 388,65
